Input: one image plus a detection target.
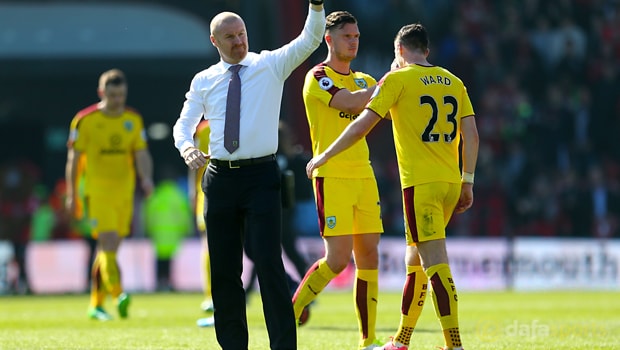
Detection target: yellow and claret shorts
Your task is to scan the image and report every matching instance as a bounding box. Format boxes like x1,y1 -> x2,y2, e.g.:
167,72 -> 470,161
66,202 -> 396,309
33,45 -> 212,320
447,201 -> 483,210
402,182 -> 460,245
86,193 -> 134,238
312,177 -> 384,237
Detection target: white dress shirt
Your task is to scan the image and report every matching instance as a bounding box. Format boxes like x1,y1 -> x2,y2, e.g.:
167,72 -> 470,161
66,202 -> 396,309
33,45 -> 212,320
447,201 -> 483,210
173,7 -> 326,160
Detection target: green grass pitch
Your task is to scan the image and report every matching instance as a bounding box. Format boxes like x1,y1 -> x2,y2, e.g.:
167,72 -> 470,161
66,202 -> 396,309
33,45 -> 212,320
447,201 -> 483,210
1,291 -> 618,349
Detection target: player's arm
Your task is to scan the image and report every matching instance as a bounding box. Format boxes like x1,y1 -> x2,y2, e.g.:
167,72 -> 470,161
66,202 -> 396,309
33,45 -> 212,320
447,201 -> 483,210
65,148 -> 81,214
454,115 -> 479,214
461,115 -> 479,176
135,149 -> 154,196
268,0 -> 325,80
330,85 -> 376,115
306,109 -> 381,177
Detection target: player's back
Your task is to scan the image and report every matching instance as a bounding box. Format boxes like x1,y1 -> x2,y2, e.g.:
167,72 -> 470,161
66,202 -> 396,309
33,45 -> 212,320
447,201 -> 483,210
369,64 -> 474,188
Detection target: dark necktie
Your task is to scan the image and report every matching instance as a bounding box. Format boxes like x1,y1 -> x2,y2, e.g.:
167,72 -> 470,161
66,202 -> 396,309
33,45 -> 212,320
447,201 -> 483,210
224,64 -> 242,153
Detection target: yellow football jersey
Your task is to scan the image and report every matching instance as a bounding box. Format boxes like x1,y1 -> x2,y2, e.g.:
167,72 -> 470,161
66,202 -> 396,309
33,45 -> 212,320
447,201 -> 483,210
68,104 -> 148,196
303,63 -> 377,178
367,64 -> 475,188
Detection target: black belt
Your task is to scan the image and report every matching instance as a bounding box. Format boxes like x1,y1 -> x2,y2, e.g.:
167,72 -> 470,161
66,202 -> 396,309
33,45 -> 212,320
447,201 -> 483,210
210,154 -> 276,169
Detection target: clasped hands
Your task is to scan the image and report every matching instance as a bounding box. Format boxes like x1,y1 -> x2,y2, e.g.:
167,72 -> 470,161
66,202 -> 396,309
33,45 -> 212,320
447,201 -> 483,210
183,146 -> 210,170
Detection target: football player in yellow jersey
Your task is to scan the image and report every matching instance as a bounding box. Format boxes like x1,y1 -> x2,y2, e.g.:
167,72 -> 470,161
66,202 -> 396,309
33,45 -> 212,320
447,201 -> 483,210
65,69 -> 154,321
190,120 -> 215,328
291,11 -> 384,350
306,23 -> 479,350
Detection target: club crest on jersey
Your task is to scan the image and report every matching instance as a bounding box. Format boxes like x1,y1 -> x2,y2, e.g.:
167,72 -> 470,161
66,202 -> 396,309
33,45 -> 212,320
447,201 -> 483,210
319,77 -> 334,90
354,78 -> 367,89
124,120 -> 134,131
326,216 -> 336,229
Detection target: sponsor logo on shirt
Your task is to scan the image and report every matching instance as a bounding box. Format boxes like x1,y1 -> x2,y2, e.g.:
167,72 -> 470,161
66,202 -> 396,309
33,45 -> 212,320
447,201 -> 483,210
339,111 -> 359,120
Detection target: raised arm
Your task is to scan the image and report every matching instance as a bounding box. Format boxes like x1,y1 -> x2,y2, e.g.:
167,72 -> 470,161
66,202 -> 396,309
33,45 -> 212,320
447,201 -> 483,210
269,1 -> 326,79
309,0 -> 324,13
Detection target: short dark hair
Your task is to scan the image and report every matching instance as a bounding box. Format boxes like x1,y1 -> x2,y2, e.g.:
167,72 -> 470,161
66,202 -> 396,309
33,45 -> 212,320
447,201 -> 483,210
395,23 -> 429,53
98,69 -> 126,90
325,11 -> 357,32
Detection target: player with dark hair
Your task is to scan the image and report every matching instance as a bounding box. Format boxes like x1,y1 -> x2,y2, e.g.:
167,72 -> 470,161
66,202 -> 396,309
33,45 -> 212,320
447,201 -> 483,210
292,10 -> 384,350
306,23 -> 479,350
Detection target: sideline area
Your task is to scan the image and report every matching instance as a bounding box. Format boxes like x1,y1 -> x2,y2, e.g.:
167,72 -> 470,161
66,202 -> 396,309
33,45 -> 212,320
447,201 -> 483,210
2,237 -> 618,294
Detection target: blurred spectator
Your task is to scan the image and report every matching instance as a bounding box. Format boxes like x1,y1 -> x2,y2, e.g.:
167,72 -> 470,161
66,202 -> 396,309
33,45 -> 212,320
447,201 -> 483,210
276,121 -> 310,280
586,164 -> 620,238
30,185 -> 55,242
382,0 -> 620,238
0,159 -> 39,294
143,178 -> 192,291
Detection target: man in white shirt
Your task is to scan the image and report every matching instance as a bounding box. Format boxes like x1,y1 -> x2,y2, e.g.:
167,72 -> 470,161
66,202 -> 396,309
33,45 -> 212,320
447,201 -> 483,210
173,1 -> 326,349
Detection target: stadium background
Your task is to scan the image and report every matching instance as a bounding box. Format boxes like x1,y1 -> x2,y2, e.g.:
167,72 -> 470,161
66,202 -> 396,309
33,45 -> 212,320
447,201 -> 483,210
0,0 -> 619,293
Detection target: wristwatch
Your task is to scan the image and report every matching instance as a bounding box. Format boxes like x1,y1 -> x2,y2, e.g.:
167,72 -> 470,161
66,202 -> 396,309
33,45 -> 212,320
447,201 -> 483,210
309,0 -> 324,5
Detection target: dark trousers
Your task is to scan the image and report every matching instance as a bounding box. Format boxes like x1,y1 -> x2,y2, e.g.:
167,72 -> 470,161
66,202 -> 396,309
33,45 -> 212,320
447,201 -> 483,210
204,159 -> 296,350
281,207 -> 307,279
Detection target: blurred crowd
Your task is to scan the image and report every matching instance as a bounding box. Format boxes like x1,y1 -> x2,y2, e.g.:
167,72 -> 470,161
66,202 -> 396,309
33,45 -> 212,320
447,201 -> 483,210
1,0 -> 619,291
345,0 -> 620,238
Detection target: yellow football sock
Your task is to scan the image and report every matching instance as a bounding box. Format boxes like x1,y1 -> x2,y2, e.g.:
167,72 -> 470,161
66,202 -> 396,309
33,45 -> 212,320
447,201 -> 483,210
99,251 -> 122,298
89,253 -> 106,308
201,247 -> 211,300
355,269 -> 378,349
394,265 -> 428,346
425,263 -> 462,348
292,259 -> 337,319
442,328 -> 463,349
